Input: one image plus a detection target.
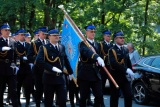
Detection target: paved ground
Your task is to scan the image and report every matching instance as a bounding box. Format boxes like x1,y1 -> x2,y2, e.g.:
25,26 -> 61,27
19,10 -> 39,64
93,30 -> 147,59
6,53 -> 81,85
3,93 -> 160,107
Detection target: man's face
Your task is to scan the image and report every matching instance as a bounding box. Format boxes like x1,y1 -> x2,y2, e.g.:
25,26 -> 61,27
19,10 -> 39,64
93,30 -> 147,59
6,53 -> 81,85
14,35 -> 19,41
49,35 -> 60,42
1,29 -> 10,38
18,34 -> 25,42
127,45 -> 132,52
34,34 -> 39,40
25,37 -> 31,43
114,36 -> 124,46
86,30 -> 96,40
104,35 -> 111,42
39,31 -> 47,40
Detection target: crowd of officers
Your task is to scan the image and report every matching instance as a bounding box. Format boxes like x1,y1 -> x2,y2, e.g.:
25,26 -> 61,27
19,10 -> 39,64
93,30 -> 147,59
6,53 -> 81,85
0,23 -> 135,107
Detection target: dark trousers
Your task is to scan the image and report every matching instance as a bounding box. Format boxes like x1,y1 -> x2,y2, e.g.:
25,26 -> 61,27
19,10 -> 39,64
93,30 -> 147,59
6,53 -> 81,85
101,73 -> 108,94
110,80 -> 132,107
17,73 -> 32,105
44,83 -> 67,107
78,79 -> 103,107
35,73 -> 43,107
0,75 -> 18,107
69,80 -> 79,105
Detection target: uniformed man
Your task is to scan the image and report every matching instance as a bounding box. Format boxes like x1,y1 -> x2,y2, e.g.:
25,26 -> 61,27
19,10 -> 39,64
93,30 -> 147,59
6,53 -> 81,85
27,26 -> 48,107
31,30 -> 39,42
77,24 -> 105,107
15,29 -> 32,107
0,23 -> 19,107
100,29 -> 113,91
99,29 -> 113,106
25,32 -> 31,44
36,29 -> 73,107
10,33 -> 16,41
108,31 -> 135,107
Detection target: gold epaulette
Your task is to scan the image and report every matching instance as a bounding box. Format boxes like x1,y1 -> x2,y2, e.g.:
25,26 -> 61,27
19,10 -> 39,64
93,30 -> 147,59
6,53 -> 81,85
0,51 -> 8,57
43,46 -> 62,67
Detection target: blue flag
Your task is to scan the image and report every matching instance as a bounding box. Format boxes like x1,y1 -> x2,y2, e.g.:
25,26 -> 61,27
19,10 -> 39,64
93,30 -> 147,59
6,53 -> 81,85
61,17 -> 82,78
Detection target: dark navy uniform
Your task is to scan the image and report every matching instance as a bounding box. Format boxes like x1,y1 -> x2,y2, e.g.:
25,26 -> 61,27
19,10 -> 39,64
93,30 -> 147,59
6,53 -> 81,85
15,40 -> 32,106
78,40 -> 103,107
100,40 -> 113,94
36,42 -> 73,107
108,31 -> 133,107
28,26 -> 48,107
0,37 -> 18,107
27,38 -> 44,64
27,38 -> 47,107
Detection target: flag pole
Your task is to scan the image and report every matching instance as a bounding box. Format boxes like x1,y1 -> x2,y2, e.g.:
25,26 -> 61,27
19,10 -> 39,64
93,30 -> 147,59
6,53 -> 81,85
58,5 -> 119,89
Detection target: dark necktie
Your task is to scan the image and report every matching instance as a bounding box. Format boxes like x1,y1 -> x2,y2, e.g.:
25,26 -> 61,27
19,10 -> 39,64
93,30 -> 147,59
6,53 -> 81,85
6,39 -> 8,45
91,42 -> 94,47
120,46 -> 124,54
55,45 -> 59,52
23,43 -> 25,47
42,40 -> 45,45
120,46 -> 123,50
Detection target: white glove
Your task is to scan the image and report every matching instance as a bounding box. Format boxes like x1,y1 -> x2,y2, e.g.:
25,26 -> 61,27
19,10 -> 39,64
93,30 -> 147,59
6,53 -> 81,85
69,74 -> 74,81
52,67 -> 62,73
23,56 -> 28,60
126,68 -> 135,80
15,67 -> 19,74
97,57 -> 105,67
29,63 -> 34,69
126,74 -> 132,81
2,46 -> 11,51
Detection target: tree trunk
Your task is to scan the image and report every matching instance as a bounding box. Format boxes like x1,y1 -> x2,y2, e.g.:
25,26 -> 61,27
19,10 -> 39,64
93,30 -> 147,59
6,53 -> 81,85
28,4 -> 35,33
142,0 -> 149,55
44,0 -> 52,26
19,6 -> 25,28
101,0 -> 105,24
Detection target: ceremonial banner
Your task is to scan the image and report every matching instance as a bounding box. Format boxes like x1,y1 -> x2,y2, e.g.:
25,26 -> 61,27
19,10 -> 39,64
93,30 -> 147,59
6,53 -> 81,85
61,16 -> 82,78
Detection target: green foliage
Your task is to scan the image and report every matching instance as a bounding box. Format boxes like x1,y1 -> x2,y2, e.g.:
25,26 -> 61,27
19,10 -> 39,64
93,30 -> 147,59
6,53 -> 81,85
0,0 -> 160,55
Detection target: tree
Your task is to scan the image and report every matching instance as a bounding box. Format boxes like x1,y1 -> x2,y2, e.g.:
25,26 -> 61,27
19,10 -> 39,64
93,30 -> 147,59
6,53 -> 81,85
0,0 -> 160,55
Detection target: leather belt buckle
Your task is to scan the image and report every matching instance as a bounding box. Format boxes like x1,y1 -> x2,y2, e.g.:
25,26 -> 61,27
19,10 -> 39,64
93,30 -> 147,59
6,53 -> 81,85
5,59 -> 9,63
56,72 -> 60,76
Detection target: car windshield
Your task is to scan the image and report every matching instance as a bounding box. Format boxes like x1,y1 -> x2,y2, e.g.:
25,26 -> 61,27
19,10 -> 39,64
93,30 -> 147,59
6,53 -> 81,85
150,57 -> 160,69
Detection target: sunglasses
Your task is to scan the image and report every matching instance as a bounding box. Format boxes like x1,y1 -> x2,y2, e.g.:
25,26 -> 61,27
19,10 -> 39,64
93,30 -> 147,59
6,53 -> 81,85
89,30 -> 96,33
117,37 -> 124,39
4,29 -> 10,32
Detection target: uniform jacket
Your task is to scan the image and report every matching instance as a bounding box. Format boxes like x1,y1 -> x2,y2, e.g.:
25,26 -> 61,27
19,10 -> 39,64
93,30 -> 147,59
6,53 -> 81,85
36,43 -> 73,84
27,38 -> 48,74
78,41 -> 101,81
108,45 -> 132,84
27,38 -> 48,63
0,37 -> 17,75
15,41 -> 31,74
99,41 -> 113,76
100,41 -> 113,65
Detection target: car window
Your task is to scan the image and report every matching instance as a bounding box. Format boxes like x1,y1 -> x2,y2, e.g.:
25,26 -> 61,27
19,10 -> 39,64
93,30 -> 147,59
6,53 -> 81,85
150,57 -> 160,68
144,58 -> 154,65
